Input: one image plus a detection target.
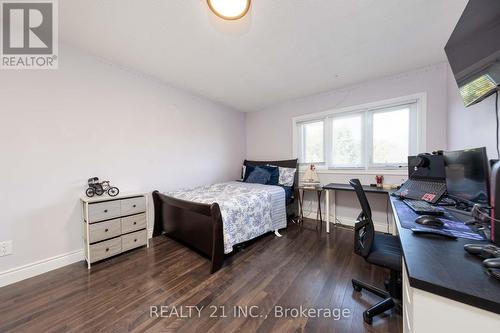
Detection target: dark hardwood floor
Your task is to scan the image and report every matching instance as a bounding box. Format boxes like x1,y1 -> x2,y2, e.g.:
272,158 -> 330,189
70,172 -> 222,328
0,220 -> 401,333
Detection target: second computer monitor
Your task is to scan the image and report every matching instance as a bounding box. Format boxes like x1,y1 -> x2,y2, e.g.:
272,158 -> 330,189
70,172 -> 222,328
443,147 -> 490,206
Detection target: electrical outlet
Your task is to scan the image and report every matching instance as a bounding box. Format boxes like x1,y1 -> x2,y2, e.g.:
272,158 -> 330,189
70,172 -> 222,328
0,241 -> 13,257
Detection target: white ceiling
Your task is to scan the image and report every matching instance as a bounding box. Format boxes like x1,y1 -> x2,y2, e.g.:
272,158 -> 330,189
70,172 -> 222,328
60,0 -> 468,111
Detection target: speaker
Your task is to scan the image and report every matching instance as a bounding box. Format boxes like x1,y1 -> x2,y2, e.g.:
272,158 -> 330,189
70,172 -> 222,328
490,162 -> 500,245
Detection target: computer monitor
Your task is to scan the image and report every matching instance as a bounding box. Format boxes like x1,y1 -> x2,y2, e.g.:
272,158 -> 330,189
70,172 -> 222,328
443,147 -> 490,206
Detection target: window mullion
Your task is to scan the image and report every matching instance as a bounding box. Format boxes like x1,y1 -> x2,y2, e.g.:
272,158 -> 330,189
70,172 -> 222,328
409,103 -> 418,154
299,125 -> 304,163
325,117 -> 332,168
365,110 -> 373,170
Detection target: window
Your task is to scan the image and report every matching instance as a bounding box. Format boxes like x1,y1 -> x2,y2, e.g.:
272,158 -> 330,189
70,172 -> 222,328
294,95 -> 424,170
298,120 -> 325,163
331,114 -> 363,167
371,107 -> 410,166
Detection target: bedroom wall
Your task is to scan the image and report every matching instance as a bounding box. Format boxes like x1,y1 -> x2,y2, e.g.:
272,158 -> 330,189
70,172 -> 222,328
0,45 -> 246,286
245,63 -> 449,230
447,64 -> 499,158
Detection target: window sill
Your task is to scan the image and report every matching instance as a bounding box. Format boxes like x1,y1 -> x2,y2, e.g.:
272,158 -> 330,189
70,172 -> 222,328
299,168 -> 408,176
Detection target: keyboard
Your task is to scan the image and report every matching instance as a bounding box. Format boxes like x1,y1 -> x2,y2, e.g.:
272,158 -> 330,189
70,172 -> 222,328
403,199 -> 444,215
393,179 -> 446,203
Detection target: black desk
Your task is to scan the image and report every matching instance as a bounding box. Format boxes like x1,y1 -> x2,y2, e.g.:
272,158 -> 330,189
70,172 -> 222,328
323,183 -> 393,233
323,182 -> 392,194
391,195 -> 500,315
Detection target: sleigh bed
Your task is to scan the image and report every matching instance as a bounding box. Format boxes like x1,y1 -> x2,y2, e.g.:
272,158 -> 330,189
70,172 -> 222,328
152,159 -> 298,273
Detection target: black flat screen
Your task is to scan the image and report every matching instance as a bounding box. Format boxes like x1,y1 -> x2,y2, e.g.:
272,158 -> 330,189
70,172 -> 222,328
444,147 -> 490,205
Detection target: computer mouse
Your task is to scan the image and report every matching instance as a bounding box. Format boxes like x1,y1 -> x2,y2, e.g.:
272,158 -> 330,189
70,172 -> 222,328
483,258 -> 500,269
415,215 -> 444,228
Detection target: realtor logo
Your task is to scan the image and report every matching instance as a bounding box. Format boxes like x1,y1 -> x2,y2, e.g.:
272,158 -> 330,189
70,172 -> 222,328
1,0 -> 58,69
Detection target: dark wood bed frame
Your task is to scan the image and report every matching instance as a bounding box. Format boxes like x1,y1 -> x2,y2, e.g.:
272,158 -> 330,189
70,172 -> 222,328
152,159 -> 299,273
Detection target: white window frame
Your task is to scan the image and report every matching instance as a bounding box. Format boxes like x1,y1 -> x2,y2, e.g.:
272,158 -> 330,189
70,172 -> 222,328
292,93 -> 427,173
327,111 -> 366,169
297,118 -> 326,165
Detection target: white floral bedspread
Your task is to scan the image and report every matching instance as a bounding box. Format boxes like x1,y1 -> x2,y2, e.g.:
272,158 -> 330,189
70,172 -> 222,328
167,181 -> 286,254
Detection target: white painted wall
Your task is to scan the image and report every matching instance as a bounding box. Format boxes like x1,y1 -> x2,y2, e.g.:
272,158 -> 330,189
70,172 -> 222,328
447,64 -> 499,159
0,45 -> 246,285
246,63 -> 449,229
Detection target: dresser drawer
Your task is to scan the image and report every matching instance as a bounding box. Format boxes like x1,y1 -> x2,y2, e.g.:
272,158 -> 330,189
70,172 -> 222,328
121,197 -> 146,216
89,237 -> 122,263
89,218 -> 121,243
121,213 -> 146,234
122,230 -> 147,252
88,200 -> 121,222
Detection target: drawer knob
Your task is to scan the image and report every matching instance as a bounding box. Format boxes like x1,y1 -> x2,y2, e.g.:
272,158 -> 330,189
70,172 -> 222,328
105,248 -> 109,252
132,204 -> 137,208
104,209 -> 108,213
134,239 -> 137,242
133,222 -> 137,225
105,228 -> 109,232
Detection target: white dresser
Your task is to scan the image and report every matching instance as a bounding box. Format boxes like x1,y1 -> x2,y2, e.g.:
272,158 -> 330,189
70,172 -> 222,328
81,193 -> 149,268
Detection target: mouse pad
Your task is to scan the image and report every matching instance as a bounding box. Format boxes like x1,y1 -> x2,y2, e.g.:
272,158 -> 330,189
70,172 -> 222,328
394,200 -> 485,240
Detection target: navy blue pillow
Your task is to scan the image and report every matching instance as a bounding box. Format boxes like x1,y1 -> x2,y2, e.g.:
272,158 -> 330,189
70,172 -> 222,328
244,165 -> 279,185
266,166 -> 279,185
245,166 -> 271,184
281,185 -> 294,204
243,165 -> 256,181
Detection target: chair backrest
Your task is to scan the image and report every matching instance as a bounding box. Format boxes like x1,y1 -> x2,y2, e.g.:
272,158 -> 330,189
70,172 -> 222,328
349,179 -> 375,258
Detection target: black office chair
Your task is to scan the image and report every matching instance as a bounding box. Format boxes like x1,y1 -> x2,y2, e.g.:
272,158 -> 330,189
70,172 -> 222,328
349,179 -> 402,324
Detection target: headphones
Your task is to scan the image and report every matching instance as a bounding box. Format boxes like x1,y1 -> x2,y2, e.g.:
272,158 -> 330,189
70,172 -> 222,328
471,204 -> 492,224
413,153 -> 431,169
470,204 -> 500,224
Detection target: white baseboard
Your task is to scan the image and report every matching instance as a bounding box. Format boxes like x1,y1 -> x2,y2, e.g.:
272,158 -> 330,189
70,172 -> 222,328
0,231 -> 156,288
302,210 -> 393,233
0,249 -> 84,288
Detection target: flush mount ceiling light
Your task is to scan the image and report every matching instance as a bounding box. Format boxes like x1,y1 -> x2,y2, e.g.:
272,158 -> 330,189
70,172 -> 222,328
207,0 -> 251,20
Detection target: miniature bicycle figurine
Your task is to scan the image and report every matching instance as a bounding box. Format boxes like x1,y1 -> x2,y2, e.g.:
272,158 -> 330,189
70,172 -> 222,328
85,177 -> 120,197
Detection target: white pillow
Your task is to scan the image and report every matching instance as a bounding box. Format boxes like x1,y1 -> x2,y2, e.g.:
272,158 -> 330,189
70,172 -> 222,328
241,165 -> 246,180
278,167 -> 296,186
266,164 -> 296,186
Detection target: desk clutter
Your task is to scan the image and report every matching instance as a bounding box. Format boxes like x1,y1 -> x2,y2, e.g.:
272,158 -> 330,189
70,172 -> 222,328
390,147 -> 499,246
393,199 -> 485,241
464,244 -> 500,282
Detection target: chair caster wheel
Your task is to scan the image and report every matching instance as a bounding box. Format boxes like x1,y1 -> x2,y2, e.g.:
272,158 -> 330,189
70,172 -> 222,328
363,311 -> 373,325
352,281 -> 362,292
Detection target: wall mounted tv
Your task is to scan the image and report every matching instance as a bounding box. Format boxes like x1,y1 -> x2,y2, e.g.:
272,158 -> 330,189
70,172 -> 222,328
445,0 -> 500,107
